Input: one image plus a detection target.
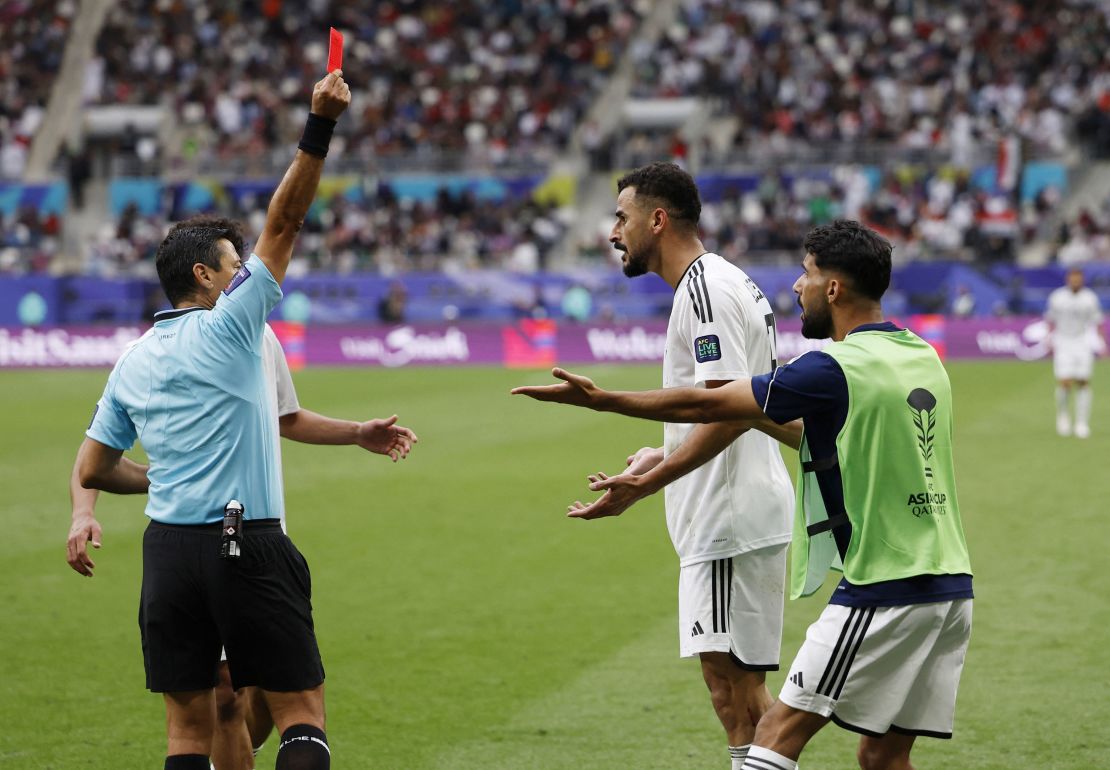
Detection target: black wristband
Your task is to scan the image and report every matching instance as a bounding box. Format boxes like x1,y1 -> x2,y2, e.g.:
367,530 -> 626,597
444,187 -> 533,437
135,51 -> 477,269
298,113 -> 336,157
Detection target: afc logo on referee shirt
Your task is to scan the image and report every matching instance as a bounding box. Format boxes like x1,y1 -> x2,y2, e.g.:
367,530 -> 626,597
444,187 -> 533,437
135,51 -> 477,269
223,265 -> 252,296
695,335 -> 722,363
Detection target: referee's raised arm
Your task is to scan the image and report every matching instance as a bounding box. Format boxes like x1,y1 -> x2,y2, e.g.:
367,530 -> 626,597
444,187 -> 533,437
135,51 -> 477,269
254,69 -> 351,284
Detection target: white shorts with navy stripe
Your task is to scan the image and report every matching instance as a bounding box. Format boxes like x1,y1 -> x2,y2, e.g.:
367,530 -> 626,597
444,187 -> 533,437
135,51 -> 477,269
779,599 -> 972,738
678,544 -> 787,668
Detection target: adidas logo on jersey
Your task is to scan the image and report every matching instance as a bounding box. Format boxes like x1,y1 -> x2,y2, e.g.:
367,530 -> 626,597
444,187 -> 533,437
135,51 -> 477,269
789,671 -> 804,688
690,621 -> 705,637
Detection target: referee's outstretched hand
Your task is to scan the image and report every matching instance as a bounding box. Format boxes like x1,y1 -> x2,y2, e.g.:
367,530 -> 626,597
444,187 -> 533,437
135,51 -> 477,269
66,513 -> 103,577
311,69 -> 351,121
510,368 -> 603,409
356,415 -> 418,462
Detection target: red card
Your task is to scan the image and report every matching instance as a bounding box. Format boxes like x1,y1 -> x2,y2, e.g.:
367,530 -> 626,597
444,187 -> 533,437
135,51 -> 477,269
327,27 -> 343,73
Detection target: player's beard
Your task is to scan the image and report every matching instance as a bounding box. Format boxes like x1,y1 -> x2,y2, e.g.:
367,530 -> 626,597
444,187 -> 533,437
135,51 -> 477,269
622,252 -> 649,277
619,244 -> 651,278
800,302 -> 833,339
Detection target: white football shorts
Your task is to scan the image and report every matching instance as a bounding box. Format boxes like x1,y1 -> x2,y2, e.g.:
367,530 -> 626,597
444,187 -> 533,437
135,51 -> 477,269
678,544 -> 787,668
1054,342 -> 1095,380
779,598 -> 972,738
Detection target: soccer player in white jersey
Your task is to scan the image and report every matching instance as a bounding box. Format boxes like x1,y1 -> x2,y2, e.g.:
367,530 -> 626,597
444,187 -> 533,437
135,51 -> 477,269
567,163 -> 794,769
65,216 -> 417,770
1045,267 -> 1105,438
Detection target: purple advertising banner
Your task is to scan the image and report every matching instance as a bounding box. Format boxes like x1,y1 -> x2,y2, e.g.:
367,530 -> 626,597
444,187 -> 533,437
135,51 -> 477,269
0,326 -> 147,368
946,317 -> 1053,360
2,318 -> 1106,369
309,324 -> 500,367
558,322 -> 832,363
302,321 -> 833,367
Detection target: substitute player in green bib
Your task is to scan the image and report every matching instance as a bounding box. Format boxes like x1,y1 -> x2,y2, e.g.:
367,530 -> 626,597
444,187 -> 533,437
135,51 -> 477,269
513,220 -> 973,770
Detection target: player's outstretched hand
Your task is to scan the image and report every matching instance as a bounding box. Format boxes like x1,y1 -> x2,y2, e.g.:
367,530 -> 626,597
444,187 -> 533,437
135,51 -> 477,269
566,471 -> 650,520
510,367 -> 604,409
356,415 -> 418,462
311,70 -> 351,121
66,514 -> 102,577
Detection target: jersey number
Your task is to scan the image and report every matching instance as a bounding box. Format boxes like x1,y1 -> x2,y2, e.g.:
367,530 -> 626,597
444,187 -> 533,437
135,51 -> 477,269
764,313 -> 779,372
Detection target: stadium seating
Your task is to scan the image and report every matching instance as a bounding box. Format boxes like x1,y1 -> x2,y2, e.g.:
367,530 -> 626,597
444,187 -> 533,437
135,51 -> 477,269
90,0 -> 643,173
627,0 -> 1109,159
1,0 -> 1108,296
0,0 -> 71,181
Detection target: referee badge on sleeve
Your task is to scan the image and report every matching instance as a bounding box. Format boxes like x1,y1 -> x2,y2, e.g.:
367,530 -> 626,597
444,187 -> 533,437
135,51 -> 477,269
223,265 -> 252,295
695,334 -> 723,363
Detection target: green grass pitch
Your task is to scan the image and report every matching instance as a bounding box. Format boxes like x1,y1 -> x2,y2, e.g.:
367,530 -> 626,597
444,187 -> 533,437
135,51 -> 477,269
1,360 -> 1106,769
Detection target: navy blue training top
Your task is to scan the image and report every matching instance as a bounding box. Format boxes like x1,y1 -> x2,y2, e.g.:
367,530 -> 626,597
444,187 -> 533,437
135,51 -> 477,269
749,322 -> 973,608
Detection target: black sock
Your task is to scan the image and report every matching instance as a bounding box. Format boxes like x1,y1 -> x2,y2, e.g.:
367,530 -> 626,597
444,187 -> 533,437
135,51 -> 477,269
164,755 -> 208,770
276,724 -> 330,770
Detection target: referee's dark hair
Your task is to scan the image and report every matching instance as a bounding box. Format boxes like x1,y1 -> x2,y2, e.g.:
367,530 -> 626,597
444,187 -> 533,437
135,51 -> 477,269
616,162 -> 701,230
803,220 -> 893,301
156,216 -> 246,305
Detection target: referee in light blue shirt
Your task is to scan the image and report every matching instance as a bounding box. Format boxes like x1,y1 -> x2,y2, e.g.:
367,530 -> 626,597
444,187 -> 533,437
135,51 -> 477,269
89,251 -> 285,526
76,71 -> 351,770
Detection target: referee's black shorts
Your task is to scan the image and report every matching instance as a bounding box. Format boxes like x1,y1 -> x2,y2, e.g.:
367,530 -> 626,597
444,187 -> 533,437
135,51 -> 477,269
139,519 -> 325,693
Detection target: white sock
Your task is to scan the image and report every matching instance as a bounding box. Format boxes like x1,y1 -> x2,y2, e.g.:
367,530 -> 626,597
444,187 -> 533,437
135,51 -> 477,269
742,745 -> 798,770
729,744 -> 750,769
1056,386 -> 1070,418
1076,386 -> 1092,427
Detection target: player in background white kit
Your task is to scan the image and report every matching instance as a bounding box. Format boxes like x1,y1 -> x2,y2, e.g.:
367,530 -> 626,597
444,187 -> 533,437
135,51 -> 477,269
64,216 -> 417,770
566,163 -> 795,770
1045,267 -> 1105,438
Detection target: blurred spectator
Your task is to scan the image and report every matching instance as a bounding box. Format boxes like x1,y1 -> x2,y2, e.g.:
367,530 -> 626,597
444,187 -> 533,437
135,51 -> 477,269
377,280 -> 408,324
85,201 -> 163,277
1057,228 -> 1095,266
0,134 -> 29,180
0,204 -> 61,274
64,144 -> 92,209
1054,198 -> 1110,264
951,284 -> 976,318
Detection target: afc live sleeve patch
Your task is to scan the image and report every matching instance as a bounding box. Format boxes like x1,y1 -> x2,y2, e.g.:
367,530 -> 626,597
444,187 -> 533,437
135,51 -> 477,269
694,334 -> 723,363
223,264 -> 252,295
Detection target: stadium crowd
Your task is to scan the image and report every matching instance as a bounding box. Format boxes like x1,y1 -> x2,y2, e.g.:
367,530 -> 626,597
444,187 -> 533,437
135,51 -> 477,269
5,0 -> 1110,276
574,163 -> 1066,266
626,0 -> 1110,163
89,0 -> 643,173
84,184 -> 568,276
0,205 -> 60,273
0,0 -> 72,181
1056,196 -> 1110,265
